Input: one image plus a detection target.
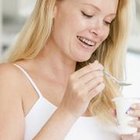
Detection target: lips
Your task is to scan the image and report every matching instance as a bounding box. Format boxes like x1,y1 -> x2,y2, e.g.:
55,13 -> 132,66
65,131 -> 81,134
77,36 -> 96,47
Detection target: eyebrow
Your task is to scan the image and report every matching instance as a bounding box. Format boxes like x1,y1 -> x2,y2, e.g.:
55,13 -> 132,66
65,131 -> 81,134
82,3 -> 101,11
81,3 -> 116,16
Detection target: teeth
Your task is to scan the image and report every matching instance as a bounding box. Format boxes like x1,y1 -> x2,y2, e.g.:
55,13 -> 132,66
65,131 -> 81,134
77,36 -> 95,46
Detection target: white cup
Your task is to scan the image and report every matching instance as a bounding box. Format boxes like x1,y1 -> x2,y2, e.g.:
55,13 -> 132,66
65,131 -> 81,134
112,97 -> 140,134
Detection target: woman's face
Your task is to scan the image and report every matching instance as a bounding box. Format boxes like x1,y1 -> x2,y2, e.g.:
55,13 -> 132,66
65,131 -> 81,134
51,0 -> 118,62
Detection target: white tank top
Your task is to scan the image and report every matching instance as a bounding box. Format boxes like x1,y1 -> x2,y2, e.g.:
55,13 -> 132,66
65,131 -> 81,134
14,64 -> 120,140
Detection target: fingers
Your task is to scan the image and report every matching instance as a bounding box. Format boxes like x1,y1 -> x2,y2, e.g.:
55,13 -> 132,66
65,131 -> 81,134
128,119 -> 140,128
79,70 -> 104,84
73,60 -> 104,79
71,75 -> 104,99
120,104 -> 140,140
120,134 -> 133,140
88,83 -> 105,99
76,61 -> 104,99
133,133 -> 140,140
121,133 -> 140,140
77,66 -> 104,99
127,104 -> 140,118
85,76 -> 104,92
127,110 -> 140,118
131,104 -> 140,110
127,103 -> 140,134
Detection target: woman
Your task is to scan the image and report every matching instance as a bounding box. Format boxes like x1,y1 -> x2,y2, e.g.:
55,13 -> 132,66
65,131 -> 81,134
0,0 -> 138,139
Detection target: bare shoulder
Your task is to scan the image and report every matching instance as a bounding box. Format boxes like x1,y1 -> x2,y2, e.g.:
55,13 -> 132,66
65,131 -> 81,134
0,63 -> 25,139
0,63 -> 20,83
0,63 -> 26,101
0,63 -> 20,78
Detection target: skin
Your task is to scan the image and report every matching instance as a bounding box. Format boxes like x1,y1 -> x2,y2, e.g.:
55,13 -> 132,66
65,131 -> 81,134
1,0 -> 139,139
50,0 -> 117,62
121,104 -> 140,140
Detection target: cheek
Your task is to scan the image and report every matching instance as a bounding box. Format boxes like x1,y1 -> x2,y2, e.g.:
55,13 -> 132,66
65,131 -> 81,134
54,14 -> 77,35
65,16 -> 86,34
103,28 -> 110,41
61,10 -> 87,33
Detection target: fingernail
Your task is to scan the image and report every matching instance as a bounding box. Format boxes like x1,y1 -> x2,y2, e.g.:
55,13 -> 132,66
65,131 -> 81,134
126,110 -> 133,115
126,108 -> 131,114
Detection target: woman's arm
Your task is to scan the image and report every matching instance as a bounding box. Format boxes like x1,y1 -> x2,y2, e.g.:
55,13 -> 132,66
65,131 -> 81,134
34,61 -> 105,140
0,65 -> 78,140
0,69 -> 76,140
0,61 -> 104,140
0,64 -> 25,140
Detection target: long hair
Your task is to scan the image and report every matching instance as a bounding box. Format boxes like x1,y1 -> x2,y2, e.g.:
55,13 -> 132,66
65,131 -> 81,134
86,0 -> 132,123
5,0 -> 132,123
6,0 -> 56,61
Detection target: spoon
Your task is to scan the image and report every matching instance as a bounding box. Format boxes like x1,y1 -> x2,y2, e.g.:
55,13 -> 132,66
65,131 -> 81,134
103,70 -> 132,86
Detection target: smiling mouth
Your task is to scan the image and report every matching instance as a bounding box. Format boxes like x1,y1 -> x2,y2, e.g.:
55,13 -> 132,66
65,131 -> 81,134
77,36 -> 96,47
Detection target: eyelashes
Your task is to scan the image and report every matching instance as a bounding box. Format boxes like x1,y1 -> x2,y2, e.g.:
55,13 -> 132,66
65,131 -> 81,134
81,10 -> 112,26
104,21 -> 111,26
81,11 -> 93,18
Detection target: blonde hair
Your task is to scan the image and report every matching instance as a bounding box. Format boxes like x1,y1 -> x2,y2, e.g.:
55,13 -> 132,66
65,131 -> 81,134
5,0 -> 56,61
88,0 -> 132,123
6,0 -> 132,123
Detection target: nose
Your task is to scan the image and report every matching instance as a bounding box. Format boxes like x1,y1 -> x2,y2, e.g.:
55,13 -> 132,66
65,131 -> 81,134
89,22 -> 105,37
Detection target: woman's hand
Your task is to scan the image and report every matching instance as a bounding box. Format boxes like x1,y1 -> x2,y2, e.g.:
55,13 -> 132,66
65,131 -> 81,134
121,103 -> 140,140
59,60 -> 105,118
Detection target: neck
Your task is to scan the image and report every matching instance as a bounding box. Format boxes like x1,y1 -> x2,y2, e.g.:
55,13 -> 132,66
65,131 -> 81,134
34,40 -> 76,85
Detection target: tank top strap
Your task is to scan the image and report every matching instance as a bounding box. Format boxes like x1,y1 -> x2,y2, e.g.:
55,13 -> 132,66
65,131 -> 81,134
13,64 -> 42,98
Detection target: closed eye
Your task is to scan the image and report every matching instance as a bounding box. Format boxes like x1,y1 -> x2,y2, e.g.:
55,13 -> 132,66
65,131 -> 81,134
104,18 -> 115,26
104,21 -> 111,26
81,11 -> 93,18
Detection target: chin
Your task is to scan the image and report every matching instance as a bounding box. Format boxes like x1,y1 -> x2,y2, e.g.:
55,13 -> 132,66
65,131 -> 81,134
74,55 -> 91,62
70,48 -> 93,62
77,59 -> 90,62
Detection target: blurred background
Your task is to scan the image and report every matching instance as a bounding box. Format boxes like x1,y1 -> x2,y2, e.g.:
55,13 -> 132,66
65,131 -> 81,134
0,0 -> 140,97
